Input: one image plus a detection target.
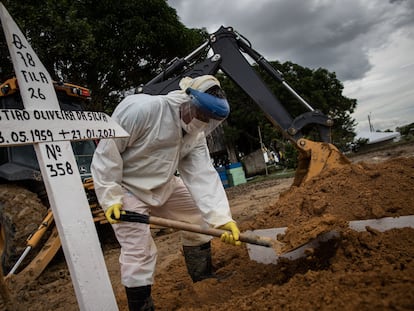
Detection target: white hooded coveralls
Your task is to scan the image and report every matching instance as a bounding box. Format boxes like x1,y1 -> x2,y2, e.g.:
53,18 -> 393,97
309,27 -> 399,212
91,89 -> 233,287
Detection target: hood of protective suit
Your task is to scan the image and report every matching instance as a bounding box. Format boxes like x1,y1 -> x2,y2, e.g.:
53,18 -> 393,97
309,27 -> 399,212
179,75 -> 221,93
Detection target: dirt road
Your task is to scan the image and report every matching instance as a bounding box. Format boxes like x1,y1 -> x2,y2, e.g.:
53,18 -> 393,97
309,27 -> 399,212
4,142 -> 414,310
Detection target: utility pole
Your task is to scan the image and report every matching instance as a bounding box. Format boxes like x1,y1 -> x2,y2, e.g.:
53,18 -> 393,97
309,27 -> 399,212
368,113 -> 375,132
258,126 -> 268,175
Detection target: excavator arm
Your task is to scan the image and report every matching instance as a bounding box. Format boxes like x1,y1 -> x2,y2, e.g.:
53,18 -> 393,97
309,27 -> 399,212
138,26 -> 350,185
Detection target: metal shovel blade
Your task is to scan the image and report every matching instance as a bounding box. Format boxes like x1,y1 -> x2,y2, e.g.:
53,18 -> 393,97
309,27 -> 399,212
245,228 -> 339,264
246,215 -> 414,264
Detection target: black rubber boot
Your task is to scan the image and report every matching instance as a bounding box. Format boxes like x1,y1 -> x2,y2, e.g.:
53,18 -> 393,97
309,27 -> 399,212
125,285 -> 154,311
182,241 -> 214,282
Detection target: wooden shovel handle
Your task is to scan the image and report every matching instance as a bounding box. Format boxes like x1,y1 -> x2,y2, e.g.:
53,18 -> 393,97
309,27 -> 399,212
149,216 -> 272,248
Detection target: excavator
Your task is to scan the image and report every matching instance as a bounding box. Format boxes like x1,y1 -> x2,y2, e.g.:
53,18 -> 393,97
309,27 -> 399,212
137,26 -> 350,185
0,26 -> 352,286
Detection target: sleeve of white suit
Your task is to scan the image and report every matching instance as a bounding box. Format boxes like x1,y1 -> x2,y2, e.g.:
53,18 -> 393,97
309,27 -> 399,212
91,96 -> 146,211
91,137 -> 127,211
178,137 -> 233,228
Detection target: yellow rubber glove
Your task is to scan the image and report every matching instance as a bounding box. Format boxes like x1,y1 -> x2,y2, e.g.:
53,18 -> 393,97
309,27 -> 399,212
218,221 -> 241,246
105,203 -> 123,224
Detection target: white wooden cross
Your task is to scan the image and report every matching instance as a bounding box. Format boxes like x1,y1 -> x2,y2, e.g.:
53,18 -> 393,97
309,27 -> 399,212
0,4 -> 128,310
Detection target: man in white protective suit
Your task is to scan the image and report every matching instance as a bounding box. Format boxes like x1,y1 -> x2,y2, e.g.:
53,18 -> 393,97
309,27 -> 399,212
91,75 -> 241,311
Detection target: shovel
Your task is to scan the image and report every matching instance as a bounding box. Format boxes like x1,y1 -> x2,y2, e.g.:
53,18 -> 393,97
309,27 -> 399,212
119,211 -> 275,248
120,211 -> 414,264
246,215 -> 414,264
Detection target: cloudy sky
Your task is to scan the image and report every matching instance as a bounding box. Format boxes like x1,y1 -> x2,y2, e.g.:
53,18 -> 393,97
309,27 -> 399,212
167,0 -> 414,133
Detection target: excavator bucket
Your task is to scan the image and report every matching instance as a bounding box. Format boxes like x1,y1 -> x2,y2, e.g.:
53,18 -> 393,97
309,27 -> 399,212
293,138 -> 351,186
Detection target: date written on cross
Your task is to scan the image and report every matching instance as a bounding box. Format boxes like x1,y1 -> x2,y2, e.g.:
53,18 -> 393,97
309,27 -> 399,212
0,108 -> 129,146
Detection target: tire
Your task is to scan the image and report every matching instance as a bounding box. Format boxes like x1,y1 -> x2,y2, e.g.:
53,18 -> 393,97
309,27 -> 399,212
0,184 -> 47,275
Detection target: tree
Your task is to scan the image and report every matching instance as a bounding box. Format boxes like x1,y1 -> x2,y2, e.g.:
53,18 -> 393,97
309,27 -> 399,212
0,0 -> 207,112
397,122 -> 414,136
221,61 -> 357,158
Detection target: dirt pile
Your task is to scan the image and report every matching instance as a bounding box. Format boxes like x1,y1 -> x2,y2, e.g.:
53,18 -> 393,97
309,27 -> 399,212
3,147 -> 414,310
148,156 -> 414,311
248,157 -> 414,251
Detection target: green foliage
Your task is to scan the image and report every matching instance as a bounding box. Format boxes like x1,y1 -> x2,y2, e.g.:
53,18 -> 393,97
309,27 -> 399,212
349,137 -> 369,152
282,141 -> 298,169
396,122 -> 414,136
221,61 -> 357,160
402,135 -> 414,142
0,0 -> 206,112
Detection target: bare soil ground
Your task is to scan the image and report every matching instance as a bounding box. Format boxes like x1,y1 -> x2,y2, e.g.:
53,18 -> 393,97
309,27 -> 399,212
3,142 -> 414,310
